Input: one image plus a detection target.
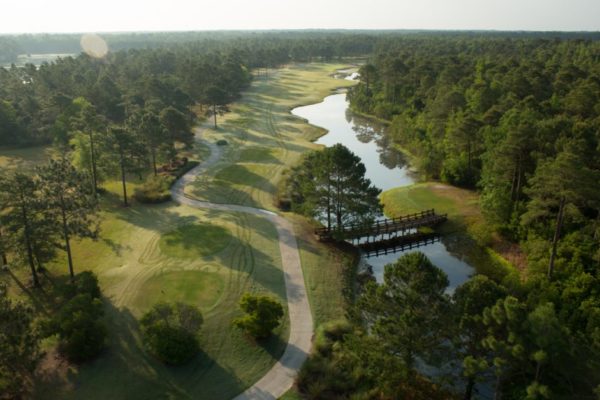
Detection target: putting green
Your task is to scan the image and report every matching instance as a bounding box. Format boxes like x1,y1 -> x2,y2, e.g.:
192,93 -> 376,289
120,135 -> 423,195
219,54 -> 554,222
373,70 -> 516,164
132,270 -> 225,313
159,224 -> 232,259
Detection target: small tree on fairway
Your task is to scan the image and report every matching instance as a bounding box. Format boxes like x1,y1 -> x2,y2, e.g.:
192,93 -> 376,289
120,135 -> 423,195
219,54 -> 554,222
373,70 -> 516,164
38,158 -> 99,281
233,293 -> 284,339
140,302 -> 203,365
48,292 -> 106,363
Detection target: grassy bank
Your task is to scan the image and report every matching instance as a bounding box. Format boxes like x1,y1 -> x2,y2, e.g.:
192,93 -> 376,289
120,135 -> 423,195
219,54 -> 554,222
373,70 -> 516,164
380,182 -> 521,283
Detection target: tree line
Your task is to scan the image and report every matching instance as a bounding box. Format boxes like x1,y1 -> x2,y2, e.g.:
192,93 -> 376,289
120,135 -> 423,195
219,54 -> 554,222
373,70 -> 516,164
3,31 -> 600,65
0,44 -> 251,147
349,37 -> 600,278
331,36 -> 600,399
299,251 -> 600,399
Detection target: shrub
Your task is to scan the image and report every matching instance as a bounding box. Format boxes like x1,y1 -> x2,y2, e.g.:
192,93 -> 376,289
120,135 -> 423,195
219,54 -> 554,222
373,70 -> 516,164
233,293 -> 284,339
133,175 -> 172,204
314,319 -> 352,356
134,160 -> 200,204
57,270 -> 102,300
142,323 -> 199,365
140,302 -> 203,365
216,139 -> 228,146
51,293 -> 106,362
75,271 -> 101,299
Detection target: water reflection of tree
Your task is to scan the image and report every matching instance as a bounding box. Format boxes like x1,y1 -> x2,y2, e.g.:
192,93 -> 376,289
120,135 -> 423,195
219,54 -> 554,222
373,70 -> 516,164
347,111 -> 408,170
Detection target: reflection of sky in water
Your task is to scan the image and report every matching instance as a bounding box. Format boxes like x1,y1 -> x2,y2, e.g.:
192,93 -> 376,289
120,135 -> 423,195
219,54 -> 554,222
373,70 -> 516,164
291,90 -> 474,290
365,242 -> 474,294
292,93 -> 414,191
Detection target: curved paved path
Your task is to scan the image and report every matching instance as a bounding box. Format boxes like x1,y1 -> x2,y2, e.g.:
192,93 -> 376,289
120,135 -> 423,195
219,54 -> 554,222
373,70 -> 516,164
171,138 -> 313,400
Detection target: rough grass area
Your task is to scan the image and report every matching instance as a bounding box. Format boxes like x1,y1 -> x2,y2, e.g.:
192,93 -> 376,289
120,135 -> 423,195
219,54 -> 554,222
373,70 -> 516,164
279,387 -> 303,400
288,214 -> 358,328
380,182 -> 522,282
188,63 -> 356,210
0,145 -> 52,170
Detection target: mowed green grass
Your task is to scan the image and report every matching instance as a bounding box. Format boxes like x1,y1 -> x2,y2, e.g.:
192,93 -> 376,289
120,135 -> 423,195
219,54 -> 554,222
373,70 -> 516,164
159,223 -> 232,259
131,270 -> 225,313
31,203 -> 289,400
189,63 -> 356,210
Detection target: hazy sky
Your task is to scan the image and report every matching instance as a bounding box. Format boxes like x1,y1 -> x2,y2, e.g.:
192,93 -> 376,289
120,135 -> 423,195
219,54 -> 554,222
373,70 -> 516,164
1,0 -> 599,33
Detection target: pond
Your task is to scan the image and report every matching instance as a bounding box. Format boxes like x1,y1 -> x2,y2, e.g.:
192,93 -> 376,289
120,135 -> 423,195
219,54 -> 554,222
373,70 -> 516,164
292,81 -> 474,292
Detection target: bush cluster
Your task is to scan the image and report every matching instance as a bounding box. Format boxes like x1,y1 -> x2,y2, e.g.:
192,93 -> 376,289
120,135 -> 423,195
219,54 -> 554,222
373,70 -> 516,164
233,293 -> 284,339
140,302 -> 203,365
133,175 -> 172,203
134,159 -> 199,204
49,271 -> 107,363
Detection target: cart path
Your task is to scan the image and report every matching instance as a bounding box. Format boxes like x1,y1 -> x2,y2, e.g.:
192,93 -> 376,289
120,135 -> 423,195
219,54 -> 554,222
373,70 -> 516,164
171,137 -> 313,400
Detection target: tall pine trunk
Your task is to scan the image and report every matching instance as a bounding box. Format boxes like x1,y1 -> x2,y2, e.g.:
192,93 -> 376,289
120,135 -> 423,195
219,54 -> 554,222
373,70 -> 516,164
548,196 -> 566,279
464,376 -> 475,400
60,199 -> 75,281
326,178 -> 332,230
0,230 -> 7,266
151,148 -> 157,176
20,201 -> 39,287
119,148 -> 128,207
213,104 -> 217,129
89,130 -> 98,197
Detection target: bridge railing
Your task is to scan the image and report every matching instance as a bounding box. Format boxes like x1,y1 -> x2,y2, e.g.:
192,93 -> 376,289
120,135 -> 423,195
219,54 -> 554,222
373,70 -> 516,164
315,209 -> 438,237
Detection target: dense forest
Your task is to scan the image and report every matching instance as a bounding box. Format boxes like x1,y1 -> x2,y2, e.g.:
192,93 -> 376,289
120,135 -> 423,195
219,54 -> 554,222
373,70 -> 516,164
338,37 -> 600,399
0,31 -> 392,147
3,30 -> 600,63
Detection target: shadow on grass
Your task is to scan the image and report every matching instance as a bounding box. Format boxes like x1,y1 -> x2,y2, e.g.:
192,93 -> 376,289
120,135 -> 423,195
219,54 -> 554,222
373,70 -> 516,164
34,300 -> 246,400
258,332 -> 290,362
108,199 -> 198,234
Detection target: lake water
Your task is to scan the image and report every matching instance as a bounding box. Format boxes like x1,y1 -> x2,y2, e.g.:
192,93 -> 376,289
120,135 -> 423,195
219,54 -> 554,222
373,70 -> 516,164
1,53 -> 76,69
292,87 -> 474,292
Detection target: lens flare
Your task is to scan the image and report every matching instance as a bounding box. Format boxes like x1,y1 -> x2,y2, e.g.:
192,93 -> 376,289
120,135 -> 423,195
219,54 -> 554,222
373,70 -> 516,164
80,34 -> 109,58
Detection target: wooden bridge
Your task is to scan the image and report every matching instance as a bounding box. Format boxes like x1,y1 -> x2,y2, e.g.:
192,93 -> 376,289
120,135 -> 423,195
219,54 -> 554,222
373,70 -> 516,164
315,209 -> 447,242
360,232 -> 440,258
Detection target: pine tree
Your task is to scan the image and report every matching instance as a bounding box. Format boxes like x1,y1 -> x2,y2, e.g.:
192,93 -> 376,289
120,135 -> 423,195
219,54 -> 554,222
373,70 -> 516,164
0,173 -> 56,287
38,158 -> 99,280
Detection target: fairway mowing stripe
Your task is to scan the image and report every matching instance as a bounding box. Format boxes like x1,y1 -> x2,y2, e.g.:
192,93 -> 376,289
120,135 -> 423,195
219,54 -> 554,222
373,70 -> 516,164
171,137 -> 313,400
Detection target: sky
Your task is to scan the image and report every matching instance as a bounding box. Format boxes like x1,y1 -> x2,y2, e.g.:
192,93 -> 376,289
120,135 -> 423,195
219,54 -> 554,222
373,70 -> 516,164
1,0 -> 599,34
